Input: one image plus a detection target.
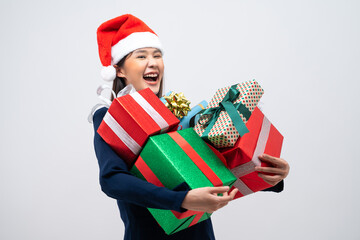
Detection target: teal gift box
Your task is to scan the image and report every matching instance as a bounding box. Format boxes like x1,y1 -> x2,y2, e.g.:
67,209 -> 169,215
179,100 -> 207,130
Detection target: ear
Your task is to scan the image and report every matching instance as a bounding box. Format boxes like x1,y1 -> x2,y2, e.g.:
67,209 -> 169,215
114,64 -> 126,78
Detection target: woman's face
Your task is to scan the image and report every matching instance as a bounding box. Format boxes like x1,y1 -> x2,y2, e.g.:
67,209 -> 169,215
116,47 -> 164,94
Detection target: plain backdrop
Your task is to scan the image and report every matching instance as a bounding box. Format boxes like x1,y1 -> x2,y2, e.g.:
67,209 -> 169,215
1,0 -> 359,239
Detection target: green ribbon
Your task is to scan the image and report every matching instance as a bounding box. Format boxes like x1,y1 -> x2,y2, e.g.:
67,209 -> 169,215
200,85 -> 251,142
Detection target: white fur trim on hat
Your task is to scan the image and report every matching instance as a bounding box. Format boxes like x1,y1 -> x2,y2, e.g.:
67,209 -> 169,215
111,32 -> 163,65
101,65 -> 117,82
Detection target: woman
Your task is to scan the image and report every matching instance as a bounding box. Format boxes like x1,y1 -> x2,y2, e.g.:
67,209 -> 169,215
92,14 -> 289,240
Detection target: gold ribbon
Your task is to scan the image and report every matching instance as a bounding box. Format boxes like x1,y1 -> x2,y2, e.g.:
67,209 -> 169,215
163,92 -> 191,118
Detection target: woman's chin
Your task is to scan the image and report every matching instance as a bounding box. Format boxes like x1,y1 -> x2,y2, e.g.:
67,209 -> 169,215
147,85 -> 160,95
143,82 -> 160,94
132,82 -> 160,95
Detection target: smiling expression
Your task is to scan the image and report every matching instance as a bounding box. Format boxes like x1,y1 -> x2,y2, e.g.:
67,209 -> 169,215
116,47 -> 164,94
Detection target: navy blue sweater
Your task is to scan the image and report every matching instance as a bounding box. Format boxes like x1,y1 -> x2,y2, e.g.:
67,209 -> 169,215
92,107 -> 283,239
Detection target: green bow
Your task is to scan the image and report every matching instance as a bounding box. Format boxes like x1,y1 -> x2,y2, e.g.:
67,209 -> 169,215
200,85 -> 251,142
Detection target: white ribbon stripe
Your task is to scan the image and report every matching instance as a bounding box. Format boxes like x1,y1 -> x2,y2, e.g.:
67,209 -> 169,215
130,92 -> 169,132
251,115 -> 271,166
231,161 -> 256,178
230,114 -> 272,196
233,179 -> 254,196
103,112 -> 142,155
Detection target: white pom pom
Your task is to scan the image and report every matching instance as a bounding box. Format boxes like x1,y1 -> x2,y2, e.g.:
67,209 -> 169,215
101,65 -> 117,82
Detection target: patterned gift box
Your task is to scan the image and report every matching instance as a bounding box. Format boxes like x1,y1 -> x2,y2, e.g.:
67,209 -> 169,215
130,128 -> 237,235
220,107 -> 283,199
194,80 -> 264,148
97,88 -> 179,167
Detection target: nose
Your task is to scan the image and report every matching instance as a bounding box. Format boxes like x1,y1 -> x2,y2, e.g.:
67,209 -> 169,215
147,56 -> 158,68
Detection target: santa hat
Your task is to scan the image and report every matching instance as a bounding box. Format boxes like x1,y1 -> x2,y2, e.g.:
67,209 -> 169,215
97,14 -> 163,81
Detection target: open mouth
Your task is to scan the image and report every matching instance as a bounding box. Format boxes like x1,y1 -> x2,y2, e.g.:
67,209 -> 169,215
143,73 -> 159,82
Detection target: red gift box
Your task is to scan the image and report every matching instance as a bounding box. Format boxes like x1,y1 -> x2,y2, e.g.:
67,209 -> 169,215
97,88 -> 180,167
220,107 -> 283,199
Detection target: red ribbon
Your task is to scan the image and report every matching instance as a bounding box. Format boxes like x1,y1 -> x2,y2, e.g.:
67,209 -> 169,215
135,156 -> 203,219
135,156 -> 164,188
205,143 -> 228,167
168,131 -> 223,187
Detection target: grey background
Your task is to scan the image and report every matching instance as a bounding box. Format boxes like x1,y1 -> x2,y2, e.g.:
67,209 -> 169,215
1,0 -> 359,239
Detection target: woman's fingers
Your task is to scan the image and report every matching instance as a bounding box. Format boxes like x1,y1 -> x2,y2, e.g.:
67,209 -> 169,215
258,154 -> 289,169
254,166 -> 283,174
214,188 -> 238,210
255,154 -> 290,185
228,188 -> 238,199
257,154 -> 289,175
208,186 -> 230,194
258,154 -> 280,164
182,186 -> 237,212
214,187 -> 238,202
258,172 -> 282,186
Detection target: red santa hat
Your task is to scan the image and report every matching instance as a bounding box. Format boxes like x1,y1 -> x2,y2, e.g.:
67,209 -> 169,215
97,14 -> 163,81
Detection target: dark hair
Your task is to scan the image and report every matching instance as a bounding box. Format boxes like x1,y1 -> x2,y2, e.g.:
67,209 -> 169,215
111,54 -> 163,101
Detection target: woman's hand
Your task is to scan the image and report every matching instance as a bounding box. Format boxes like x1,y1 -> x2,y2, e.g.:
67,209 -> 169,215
255,154 -> 290,186
181,186 -> 238,213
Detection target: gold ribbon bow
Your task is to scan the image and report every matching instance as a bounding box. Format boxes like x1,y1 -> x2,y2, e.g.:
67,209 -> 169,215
163,92 -> 191,118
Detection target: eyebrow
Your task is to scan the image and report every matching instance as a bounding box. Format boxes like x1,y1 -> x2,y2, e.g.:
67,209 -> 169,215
133,49 -> 162,54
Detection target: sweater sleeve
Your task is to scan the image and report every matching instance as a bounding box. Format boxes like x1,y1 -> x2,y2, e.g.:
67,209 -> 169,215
261,180 -> 284,192
92,107 -> 188,212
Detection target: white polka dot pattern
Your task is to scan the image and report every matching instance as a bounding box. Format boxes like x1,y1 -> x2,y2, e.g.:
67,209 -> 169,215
193,80 -> 264,148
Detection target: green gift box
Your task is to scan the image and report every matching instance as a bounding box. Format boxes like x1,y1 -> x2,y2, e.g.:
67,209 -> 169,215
130,128 -> 237,235
194,80 -> 264,148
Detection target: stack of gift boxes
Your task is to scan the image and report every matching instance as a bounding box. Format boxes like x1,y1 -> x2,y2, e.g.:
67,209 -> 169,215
97,80 -> 284,235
